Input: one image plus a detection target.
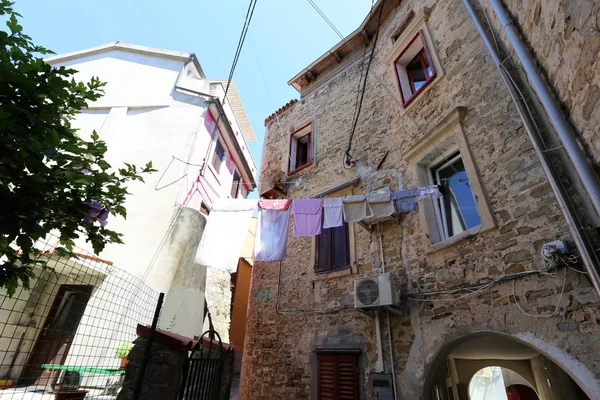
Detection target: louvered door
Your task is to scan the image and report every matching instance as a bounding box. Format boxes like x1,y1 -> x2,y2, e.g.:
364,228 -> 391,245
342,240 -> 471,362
317,353 -> 359,400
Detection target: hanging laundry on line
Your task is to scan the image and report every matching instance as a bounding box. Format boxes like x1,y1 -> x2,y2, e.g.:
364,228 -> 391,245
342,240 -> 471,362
418,185 -> 442,200
195,198 -> 257,272
195,185 -> 442,264
322,197 -> 344,229
254,199 -> 292,262
393,189 -> 419,213
292,199 -> 322,237
342,195 -> 373,223
367,189 -> 395,218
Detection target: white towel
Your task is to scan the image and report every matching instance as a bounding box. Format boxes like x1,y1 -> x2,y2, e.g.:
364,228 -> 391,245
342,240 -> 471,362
323,198 -> 344,229
342,195 -> 372,223
195,199 -> 258,272
367,189 -> 395,218
254,200 -> 292,262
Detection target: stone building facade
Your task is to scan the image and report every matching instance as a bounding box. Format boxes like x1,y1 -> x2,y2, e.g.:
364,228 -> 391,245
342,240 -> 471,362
240,1 -> 600,399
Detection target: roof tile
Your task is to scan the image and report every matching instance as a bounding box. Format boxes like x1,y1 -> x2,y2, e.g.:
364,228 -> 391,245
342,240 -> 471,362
264,99 -> 298,126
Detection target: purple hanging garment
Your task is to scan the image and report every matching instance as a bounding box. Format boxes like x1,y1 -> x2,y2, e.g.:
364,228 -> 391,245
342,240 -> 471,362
292,199 -> 322,236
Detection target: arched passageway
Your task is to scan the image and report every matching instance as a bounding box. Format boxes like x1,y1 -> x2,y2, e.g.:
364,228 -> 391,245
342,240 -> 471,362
424,333 -> 591,400
468,366 -> 539,400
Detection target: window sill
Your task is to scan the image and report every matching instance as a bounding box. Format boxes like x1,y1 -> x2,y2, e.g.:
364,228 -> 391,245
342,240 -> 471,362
427,225 -> 483,254
288,161 -> 313,176
311,265 -> 356,282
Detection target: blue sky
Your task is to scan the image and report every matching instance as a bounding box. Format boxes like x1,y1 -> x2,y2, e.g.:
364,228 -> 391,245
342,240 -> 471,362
13,0 -> 372,180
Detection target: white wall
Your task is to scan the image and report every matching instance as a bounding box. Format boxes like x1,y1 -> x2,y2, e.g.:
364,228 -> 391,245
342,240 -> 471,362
51,50 -> 214,291
42,47 -> 256,344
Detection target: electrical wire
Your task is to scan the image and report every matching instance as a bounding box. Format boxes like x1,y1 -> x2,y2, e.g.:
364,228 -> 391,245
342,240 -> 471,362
406,260 -> 560,303
345,0 -> 386,161
351,0 -> 376,132
305,0 -> 464,179
224,0 -> 258,101
512,266 -> 567,318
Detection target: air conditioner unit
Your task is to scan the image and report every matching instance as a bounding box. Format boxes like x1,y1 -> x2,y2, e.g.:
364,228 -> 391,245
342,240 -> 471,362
354,273 -> 398,309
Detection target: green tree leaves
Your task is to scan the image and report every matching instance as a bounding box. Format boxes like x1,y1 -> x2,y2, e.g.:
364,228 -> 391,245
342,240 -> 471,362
0,0 -> 156,296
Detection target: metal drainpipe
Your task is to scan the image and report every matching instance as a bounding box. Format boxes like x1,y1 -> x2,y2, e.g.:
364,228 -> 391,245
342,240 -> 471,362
462,0 -> 600,297
486,0 -> 600,218
386,310 -> 398,400
374,312 -> 385,372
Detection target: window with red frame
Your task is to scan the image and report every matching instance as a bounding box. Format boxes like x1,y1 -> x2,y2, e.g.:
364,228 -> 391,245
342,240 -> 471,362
288,123 -> 312,174
394,30 -> 436,107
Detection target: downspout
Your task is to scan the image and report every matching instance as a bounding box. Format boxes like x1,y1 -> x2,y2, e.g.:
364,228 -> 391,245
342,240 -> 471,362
374,312 -> 385,372
386,311 -> 398,400
462,0 -> 600,297
486,0 -> 600,218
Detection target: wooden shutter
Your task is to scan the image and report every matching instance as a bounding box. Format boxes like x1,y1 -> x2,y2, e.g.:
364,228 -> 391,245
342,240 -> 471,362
331,224 -> 349,270
317,353 -> 337,399
289,136 -> 298,173
316,219 -> 349,273
336,354 -> 359,399
317,353 -> 359,400
316,224 -> 333,272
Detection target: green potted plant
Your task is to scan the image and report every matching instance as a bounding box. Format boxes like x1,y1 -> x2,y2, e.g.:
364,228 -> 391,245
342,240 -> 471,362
115,343 -> 133,370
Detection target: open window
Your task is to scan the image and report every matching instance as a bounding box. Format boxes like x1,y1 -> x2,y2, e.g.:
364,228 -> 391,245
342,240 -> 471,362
288,123 -> 312,174
403,107 -> 494,248
212,139 -> 226,173
394,30 -> 437,107
429,152 -> 481,240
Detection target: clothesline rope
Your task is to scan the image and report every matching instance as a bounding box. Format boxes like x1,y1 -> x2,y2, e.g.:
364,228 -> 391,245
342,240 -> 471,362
197,186 -> 440,265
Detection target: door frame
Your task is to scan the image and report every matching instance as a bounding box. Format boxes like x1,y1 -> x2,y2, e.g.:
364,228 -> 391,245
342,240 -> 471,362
21,284 -> 93,387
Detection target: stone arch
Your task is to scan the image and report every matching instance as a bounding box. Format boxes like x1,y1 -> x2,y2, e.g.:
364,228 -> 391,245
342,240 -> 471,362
421,330 -> 600,400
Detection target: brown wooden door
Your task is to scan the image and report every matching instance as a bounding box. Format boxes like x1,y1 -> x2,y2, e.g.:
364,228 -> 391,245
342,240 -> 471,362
21,285 -> 93,387
317,353 -> 359,400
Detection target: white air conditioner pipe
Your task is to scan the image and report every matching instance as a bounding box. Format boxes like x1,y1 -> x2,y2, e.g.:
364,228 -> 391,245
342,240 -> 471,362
374,312 -> 385,372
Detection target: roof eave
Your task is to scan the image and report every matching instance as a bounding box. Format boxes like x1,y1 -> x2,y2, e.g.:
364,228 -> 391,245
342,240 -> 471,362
288,0 -> 398,92
44,41 -> 198,70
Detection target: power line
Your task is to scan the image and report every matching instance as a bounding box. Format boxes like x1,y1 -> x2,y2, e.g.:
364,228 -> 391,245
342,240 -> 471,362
346,0 -> 386,161
224,0 -> 258,101
305,0 -> 464,178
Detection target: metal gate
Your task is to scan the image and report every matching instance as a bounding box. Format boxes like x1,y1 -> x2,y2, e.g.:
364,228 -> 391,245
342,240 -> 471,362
178,330 -> 224,400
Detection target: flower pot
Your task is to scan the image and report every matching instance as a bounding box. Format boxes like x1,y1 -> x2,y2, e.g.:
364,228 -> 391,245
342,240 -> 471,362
119,357 -> 128,370
54,390 -> 88,400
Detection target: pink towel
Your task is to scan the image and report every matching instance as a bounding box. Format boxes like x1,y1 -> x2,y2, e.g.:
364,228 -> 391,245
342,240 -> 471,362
292,199 -> 322,236
258,199 -> 291,211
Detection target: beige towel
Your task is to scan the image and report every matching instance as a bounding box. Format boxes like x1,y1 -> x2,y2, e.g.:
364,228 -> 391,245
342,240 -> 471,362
367,189 -> 395,218
342,195 -> 373,223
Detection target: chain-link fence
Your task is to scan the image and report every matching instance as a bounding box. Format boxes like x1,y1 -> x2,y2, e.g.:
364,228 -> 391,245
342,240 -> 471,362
0,235 -> 161,400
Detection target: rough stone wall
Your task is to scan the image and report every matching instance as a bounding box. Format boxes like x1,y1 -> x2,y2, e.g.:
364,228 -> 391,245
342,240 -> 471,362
482,0 -> 600,167
241,0 -> 600,399
117,336 -> 187,400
